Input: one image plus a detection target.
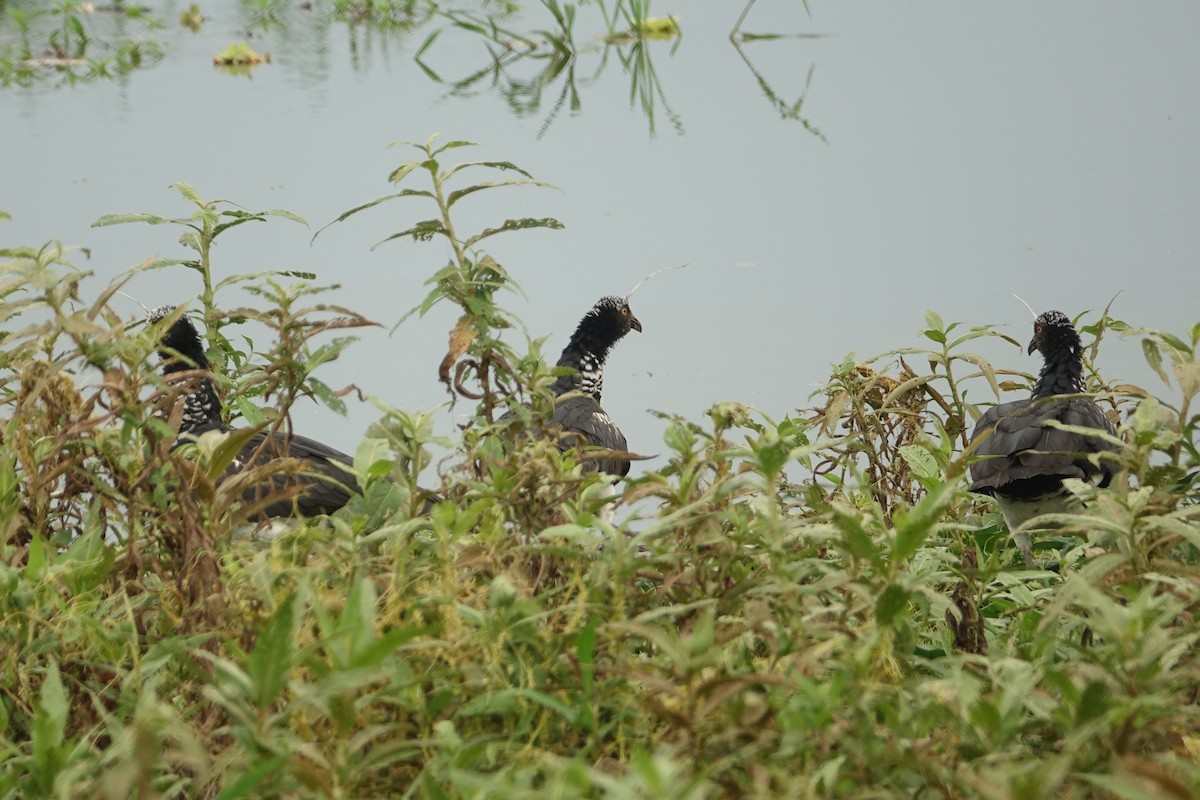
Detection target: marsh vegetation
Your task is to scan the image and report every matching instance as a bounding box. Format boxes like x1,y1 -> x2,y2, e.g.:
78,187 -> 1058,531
2,131 -> 1199,797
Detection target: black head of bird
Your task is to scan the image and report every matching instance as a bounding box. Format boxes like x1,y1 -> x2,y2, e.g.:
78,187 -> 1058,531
149,305 -> 210,374
147,305 -> 224,437
1028,309 -> 1085,398
579,295 -> 643,342
553,295 -> 642,400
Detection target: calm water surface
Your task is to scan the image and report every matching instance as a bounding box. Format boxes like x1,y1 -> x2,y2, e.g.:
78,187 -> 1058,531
3,1 -> 1198,474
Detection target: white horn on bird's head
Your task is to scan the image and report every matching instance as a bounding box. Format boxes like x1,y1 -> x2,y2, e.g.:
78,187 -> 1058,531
626,263 -> 689,300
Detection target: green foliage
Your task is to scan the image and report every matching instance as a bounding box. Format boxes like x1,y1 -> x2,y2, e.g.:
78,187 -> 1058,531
212,41 -> 271,73
322,134 -> 562,418
2,140 -> 1200,798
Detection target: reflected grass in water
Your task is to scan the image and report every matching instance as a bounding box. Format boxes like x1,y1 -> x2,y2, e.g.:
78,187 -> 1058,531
414,0 -> 825,140
2,0 -> 828,144
0,0 -> 163,87
416,0 -> 684,137
731,0 -> 827,141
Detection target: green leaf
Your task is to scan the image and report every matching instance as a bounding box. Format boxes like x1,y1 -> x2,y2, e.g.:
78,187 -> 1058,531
956,352 -> 1001,398
464,217 -> 564,248
215,269 -> 318,291
968,698 -> 1001,732
897,444 -> 939,482
1142,338 -> 1170,386
456,689 -> 522,717
205,427 -> 262,480
1076,680 -> 1110,724
316,191 -> 431,241
875,584 -> 910,625
263,209 -> 307,225
446,179 -> 556,208
336,577 -> 378,668
946,326 -> 997,350
831,507 -> 883,570
576,618 -> 597,697
891,479 -> 958,563
307,377 -> 348,416
173,181 -> 204,205
306,336 -> 358,371
414,27 -> 441,59
31,662 -> 68,782
537,523 -> 593,541
458,688 -> 577,723
431,139 -> 478,156
212,212 -> 266,239
23,534 -> 48,579
441,160 -> 538,182
245,594 -> 298,709
179,230 -> 204,253
91,212 -> 178,227
214,754 -> 290,800
349,626 -> 433,672
372,220 -> 447,249
232,396 -> 267,426
662,420 -> 697,454
354,437 -> 394,482
1158,332 -> 1190,355
881,373 -> 935,408
387,162 -> 426,184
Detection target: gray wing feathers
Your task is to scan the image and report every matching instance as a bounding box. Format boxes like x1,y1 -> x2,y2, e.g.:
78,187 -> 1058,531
968,397 -> 1118,493
550,394 -> 631,477
236,431 -> 359,519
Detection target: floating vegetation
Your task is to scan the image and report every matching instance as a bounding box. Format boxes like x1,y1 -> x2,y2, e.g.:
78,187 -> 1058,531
213,40 -> 271,73
179,3 -> 205,31
604,14 -> 680,44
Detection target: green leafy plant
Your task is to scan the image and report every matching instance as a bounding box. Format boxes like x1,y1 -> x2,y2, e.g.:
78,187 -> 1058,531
2,141 -> 1198,798
321,134 -> 562,416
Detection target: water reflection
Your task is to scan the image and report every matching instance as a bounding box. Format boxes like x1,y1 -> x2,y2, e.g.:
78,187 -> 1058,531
730,38 -> 826,142
730,0 -> 827,141
416,4 -> 684,137
601,33 -> 683,136
0,0 -> 163,88
408,2 -> 828,139
3,0 -> 823,142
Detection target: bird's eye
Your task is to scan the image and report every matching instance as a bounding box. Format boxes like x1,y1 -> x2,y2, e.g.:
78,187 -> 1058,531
620,307 -> 629,316
1035,325 -> 1043,334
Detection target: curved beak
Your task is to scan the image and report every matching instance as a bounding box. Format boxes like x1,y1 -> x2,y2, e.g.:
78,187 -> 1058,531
630,315 -> 643,333
1027,334 -> 1039,356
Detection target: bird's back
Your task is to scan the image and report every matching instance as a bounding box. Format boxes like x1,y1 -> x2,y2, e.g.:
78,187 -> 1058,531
968,395 -> 1118,496
550,393 -> 631,477
231,429 -> 359,519
174,426 -> 359,520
